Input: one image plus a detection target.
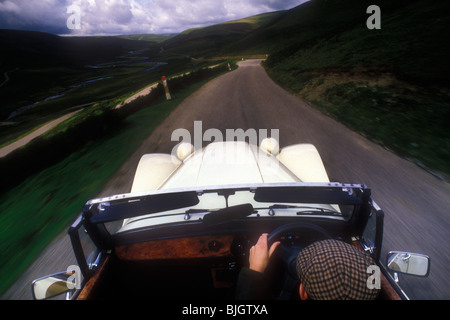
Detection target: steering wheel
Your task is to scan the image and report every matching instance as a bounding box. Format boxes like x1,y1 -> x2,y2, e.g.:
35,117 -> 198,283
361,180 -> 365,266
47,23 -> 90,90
267,222 -> 332,299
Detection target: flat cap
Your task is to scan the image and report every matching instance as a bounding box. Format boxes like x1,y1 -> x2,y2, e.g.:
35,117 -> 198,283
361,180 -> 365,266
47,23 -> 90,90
296,239 -> 380,300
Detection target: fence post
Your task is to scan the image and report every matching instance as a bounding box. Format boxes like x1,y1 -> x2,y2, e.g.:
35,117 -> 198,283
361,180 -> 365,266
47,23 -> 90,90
161,76 -> 171,100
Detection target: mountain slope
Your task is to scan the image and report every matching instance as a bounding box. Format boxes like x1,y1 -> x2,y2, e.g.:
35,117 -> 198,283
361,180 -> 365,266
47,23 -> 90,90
256,0 -> 450,176
161,11 -> 282,56
262,0 -> 450,85
0,30 -> 161,121
0,29 -> 153,69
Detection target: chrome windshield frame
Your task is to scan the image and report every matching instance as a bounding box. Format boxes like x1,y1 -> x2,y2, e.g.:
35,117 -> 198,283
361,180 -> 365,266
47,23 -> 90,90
84,182 -> 369,225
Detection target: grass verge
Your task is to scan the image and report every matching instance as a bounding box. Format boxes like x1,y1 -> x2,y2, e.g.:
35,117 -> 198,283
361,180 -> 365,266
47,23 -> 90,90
265,67 -> 450,179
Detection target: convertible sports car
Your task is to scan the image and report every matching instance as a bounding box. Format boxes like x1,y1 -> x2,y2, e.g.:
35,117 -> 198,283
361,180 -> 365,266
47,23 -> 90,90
32,139 -> 430,300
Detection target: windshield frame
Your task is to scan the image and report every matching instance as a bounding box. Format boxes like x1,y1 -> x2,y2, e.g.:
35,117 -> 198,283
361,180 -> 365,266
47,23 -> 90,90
83,182 -> 368,227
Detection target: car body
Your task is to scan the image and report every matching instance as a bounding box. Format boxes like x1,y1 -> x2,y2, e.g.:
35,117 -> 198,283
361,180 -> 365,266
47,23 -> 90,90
32,139 -> 430,300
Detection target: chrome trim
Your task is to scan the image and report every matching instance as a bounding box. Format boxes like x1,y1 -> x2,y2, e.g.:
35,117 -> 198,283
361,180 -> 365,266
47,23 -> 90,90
86,182 -> 367,206
88,251 -> 102,270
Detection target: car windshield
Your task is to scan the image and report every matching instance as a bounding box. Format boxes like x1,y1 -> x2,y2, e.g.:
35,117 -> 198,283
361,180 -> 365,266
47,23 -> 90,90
84,182 -> 368,234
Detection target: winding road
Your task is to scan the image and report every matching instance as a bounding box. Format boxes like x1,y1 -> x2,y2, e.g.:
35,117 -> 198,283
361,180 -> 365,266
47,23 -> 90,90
0,110 -> 82,158
0,68 -> 18,88
2,60 -> 449,300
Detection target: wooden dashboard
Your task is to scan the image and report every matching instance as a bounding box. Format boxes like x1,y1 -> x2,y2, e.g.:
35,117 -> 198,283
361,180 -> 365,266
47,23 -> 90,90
115,234 -> 235,260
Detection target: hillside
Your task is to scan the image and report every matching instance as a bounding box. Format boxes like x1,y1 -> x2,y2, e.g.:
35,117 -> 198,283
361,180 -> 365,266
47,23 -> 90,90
256,0 -> 450,176
0,29 -> 154,69
261,0 -> 450,85
161,11 -> 282,56
117,33 -> 177,42
0,30 -> 171,124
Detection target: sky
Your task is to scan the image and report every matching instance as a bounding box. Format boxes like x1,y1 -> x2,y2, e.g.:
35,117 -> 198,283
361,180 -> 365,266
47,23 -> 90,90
0,0 -> 309,36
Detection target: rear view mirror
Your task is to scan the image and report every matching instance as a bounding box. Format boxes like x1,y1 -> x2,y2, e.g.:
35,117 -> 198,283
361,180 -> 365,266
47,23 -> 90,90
386,251 -> 430,277
31,267 -> 80,300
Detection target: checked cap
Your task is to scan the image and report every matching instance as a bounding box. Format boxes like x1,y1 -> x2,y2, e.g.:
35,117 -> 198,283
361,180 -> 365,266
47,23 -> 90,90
296,239 -> 380,300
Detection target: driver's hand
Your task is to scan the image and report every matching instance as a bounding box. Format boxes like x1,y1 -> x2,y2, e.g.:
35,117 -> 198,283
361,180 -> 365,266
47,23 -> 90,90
249,233 -> 280,273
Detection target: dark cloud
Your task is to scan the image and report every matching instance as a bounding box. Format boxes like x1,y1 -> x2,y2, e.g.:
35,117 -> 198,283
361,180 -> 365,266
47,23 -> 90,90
0,0 -> 309,36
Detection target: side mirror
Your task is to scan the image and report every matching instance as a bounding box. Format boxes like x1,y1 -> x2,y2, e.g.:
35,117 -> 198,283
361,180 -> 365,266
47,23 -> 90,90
31,268 -> 80,300
386,251 -> 430,277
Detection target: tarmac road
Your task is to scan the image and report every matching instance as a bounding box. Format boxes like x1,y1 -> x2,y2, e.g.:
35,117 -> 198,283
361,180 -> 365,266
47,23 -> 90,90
0,109 -> 82,158
3,60 -> 449,300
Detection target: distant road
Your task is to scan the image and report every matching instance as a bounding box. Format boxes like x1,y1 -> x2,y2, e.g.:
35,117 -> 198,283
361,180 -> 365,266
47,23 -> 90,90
3,60 -> 449,300
0,68 -> 18,88
115,83 -> 159,109
0,71 -> 10,87
0,109 -> 82,158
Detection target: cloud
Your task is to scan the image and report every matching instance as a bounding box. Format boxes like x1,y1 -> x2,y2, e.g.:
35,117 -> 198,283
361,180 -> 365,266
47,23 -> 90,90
0,1 -> 21,14
0,0 -> 308,36
0,0 -> 69,34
